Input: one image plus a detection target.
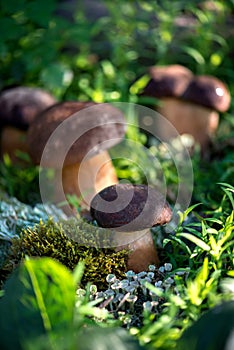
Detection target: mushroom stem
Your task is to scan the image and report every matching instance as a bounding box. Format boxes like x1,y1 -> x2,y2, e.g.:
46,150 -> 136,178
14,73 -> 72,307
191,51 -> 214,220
116,230 -> 159,272
156,98 -> 219,150
0,126 -> 28,163
61,151 -> 118,209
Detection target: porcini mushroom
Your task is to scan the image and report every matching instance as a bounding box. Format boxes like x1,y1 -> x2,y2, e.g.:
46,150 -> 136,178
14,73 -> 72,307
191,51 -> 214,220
140,64 -> 193,138
180,75 -> 231,150
0,86 -> 56,163
27,101 -> 126,211
90,183 -> 172,272
143,64 -> 193,100
141,66 -> 231,152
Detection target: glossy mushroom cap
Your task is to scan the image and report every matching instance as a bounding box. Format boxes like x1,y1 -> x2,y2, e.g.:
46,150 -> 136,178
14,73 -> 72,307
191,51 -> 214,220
27,101 -> 126,167
182,75 -> 231,112
90,184 -> 172,231
142,64 -> 193,98
0,87 -> 56,130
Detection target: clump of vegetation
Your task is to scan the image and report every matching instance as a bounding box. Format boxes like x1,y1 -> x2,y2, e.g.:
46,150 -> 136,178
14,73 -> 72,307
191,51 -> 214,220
0,257 -> 144,350
178,300 -> 234,350
5,218 -> 128,289
163,183 -> 234,272
0,154 -> 40,205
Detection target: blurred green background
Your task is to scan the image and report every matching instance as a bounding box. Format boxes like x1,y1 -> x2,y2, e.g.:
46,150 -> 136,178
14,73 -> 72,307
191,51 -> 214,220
1,0 -> 234,107
1,0 -> 234,208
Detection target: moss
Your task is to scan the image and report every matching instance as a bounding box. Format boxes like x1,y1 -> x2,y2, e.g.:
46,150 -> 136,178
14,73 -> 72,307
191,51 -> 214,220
4,218 -> 128,290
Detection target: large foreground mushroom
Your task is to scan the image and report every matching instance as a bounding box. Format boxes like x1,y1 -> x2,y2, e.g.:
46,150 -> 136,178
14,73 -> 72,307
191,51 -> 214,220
90,183 -> 172,272
0,86 -> 56,163
27,101 -> 126,210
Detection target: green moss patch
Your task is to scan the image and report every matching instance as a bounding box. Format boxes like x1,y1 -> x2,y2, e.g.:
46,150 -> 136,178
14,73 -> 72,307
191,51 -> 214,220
5,218 -> 128,290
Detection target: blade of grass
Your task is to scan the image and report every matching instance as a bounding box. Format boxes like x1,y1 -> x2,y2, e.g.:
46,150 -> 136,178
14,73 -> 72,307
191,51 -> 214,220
177,233 -> 211,251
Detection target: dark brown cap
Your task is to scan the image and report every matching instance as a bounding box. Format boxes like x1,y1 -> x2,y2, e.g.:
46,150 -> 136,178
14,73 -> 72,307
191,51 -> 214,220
182,75 -> 231,112
0,87 -> 56,130
27,101 -> 126,167
142,64 -> 193,98
90,184 -> 172,231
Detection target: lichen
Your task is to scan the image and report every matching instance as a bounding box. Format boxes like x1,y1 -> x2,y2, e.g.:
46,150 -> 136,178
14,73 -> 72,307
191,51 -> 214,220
4,218 -> 129,290
0,191 -> 66,241
0,192 -> 66,269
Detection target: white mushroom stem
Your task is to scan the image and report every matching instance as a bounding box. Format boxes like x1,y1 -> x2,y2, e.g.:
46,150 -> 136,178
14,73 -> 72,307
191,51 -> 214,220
115,229 -> 159,272
0,126 -> 28,163
155,98 -> 219,151
61,150 -> 118,210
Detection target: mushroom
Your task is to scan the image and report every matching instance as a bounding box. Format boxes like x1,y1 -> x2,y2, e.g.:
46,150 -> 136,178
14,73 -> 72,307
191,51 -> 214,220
180,75 -> 231,150
141,66 -> 231,152
140,64 -> 193,138
142,64 -> 193,100
0,86 -> 56,163
27,101 -> 126,211
90,183 -> 172,272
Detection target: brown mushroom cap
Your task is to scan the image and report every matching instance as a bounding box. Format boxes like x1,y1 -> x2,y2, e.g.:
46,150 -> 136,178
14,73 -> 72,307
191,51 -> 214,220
142,64 -> 193,98
0,87 -> 56,130
182,75 -> 231,112
90,184 -> 172,231
27,101 -> 126,167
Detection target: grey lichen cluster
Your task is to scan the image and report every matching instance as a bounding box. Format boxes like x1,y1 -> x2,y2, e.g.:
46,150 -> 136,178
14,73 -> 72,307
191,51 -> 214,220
0,193 -> 66,268
76,263 -> 190,328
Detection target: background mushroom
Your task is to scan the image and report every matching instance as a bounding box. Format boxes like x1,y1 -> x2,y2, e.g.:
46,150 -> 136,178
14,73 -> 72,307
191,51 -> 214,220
180,75 -> 231,151
140,64 -> 193,139
90,183 -> 172,272
140,66 -> 231,152
142,64 -> 193,100
0,86 -> 56,163
27,101 -> 126,211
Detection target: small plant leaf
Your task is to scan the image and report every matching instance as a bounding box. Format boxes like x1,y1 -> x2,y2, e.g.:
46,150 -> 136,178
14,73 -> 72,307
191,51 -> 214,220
181,46 -> 205,65
178,233 -> 211,251
73,261 -> 85,285
178,203 -> 201,224
0,257 -> 76,350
